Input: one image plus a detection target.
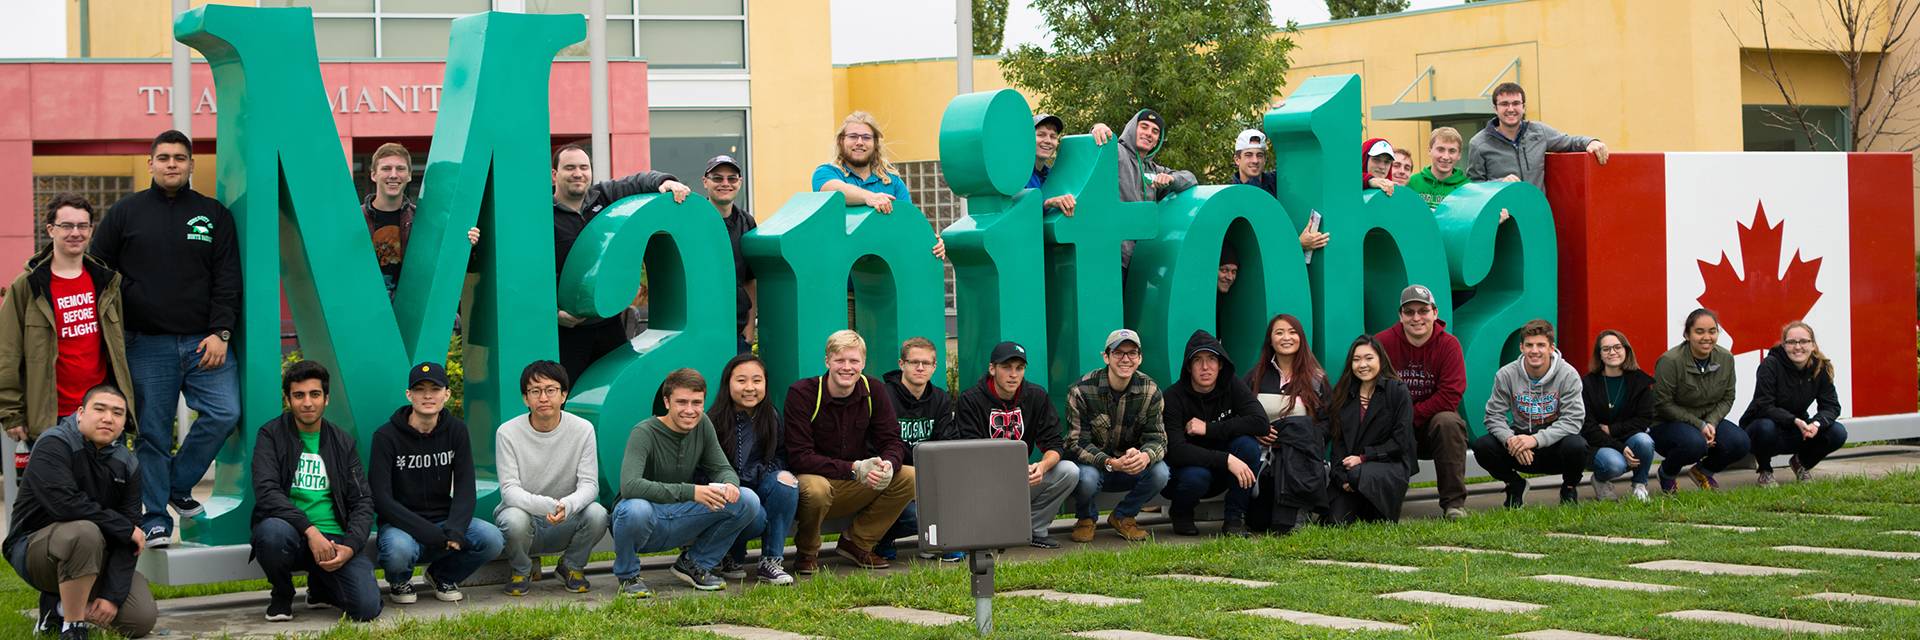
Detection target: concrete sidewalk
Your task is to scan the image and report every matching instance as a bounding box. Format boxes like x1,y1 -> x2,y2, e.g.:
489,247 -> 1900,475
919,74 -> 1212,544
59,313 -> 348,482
20,444 -> 1920,639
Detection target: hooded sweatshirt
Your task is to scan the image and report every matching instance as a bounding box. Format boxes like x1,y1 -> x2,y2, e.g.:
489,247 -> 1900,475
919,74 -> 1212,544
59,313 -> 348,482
1739,345 -> 1841,428
783,374 -> 907,479
1163,330 -> 1267,470
1117,109 -> 1198,268
1373,319 -> 1466,426
1361,137 -> 1392,190
882,369 -> 956,464
90,182 -> 241,336
1407,166 -> 1469,210
954,373 -> 1063,464
1652,342 -> 1737,431
369,406 -> 477,549
1482,350 -> 1586,447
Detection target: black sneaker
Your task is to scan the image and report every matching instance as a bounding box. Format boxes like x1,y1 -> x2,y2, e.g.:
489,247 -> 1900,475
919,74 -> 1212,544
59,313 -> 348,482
618,575 -> 654,598
34,599 -> 58,635
716,556 -> 749,580
1558,485 -> 1579,506
1170,511 -> 1200,536
57,621 -> 92,640
670,556 -> 726,591
388,580 -> 418,604
1029,536 -> 1061,550
423,570 -> 464,602
170,496 -> 206,518
1222,516 -> 1250,537
1503,480 -> 1527,509
265,592 -> 294,622
144,524 -> 172,549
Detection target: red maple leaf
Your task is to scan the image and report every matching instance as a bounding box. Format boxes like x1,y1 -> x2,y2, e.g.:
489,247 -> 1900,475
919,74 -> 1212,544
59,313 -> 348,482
1695,203 -> 1823,355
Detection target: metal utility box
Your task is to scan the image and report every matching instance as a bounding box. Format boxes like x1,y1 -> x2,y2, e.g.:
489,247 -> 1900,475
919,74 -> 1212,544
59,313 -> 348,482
914,439 -> 1031,552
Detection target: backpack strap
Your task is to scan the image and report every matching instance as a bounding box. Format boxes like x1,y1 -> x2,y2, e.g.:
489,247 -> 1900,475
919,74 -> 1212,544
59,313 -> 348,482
809,375 -> 873,421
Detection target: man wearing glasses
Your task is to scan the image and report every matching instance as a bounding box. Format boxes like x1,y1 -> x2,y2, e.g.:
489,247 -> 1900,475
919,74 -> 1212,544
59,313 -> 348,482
874,337 -> 960,561
703,155 -> 758,353
1064,329 -> 1168,543
0,194 -> 133,444
1374,285 -> 1470,519
492,360 -> 608,596
1466,82 -> 1610,189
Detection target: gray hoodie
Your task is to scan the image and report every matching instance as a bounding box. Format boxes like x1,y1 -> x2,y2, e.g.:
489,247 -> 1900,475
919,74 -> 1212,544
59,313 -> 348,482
1483,350 -> 1585,447
1465,118 -> 1595,190
1116,108 -> 1197,267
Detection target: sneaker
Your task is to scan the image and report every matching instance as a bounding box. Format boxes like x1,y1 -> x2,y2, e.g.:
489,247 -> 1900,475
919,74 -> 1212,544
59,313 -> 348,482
1030,536 -> 1062,550
619,576 -> 654,598
1631,483 -> 1651,502
1789,455 -> 1812,482
423,570 -> 463,602
717,556 -> 749,580
556,562 -> 590,593
144,524 -> 172,549
170,496 -> 206,519
915,549 -> 938,560
1658,474 -> 1679,495
1443,507 -> 1469,520
304,590 -> 333,610
756,557 -> 795,585
1222,517 -> 1250,537
1070,518 -> 1097,543
58,621 -> 93,640
835,543 -> 891,570
1756,469 -> 1778,488
1687,466 -> 1719,491
1109,515 -> 1149,542
34,602 -> 58,635
388,580 -> 418,604
874,540 -> 899,561
793,552 -> 819,575
1170,511 -> 1199,536
503,573 -> 531,597
265,592 -> 294,622
1591,476 -> 1617,501
1559,485 -> 1579,506
1503,480 -> 1528,509
671,557 -> 726,591
939,551 -> 966,562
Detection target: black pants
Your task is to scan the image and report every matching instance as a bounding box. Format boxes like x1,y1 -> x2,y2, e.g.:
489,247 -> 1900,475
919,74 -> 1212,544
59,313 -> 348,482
1470,433 -> 1590,487
558,319 -> 628,384
252,518 -> 382,622
1326,487 -> 1387,525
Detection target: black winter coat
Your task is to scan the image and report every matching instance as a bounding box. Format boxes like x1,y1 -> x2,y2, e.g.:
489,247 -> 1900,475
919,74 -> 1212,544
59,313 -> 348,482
1739,345 -> 1842,428
1323,378 -> 1417,521
1164,330 -> 1267,470
1580,369 -> 1655,451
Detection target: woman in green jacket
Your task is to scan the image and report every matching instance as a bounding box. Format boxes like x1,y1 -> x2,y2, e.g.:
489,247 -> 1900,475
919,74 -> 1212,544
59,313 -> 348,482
1650,308 -> 1750,494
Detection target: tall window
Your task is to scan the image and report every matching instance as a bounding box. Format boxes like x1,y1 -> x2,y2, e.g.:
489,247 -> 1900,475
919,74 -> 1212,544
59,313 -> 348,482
261,0 -> 489,58
529,0 -> 746,69
650,109 -> 748,209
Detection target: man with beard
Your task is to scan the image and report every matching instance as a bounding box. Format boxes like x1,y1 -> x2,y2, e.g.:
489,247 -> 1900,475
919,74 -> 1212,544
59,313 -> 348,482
952,341 -> 1078,549
703,155 -> 758,353
550,144 -> 690,382
1373,285 -> 1470,519
361,143 -> 479,297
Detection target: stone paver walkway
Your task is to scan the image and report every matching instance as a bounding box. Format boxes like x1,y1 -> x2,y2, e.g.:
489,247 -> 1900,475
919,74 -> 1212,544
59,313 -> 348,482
1545,533 -> 1667,546
1628,559 -> 1811,576
1069,630 -> 1203,640
851,606 -> 968,626
685,624 -> 825,640
1300,559 -> 1421,573
1379,590 -> 1545,613
1670,523 -> 1767,533
1782,512 -> 1873,522
1153,574 -> 1274,588
1799,592 -> 1920,606
1884,530 -> 1920,537
1504,631 -> 1641,640
1420,545 -> 1546,560
1002,589 -> 1140,607
1660,609 -> 1857,634
1773,545 -> 1920,560
1528,574 -> 1683,593
1239,608 -> 1411,631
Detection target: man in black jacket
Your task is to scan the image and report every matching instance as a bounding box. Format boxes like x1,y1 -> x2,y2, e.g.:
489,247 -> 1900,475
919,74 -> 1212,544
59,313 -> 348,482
370,362 -> 502,605
549,143 -> 690,381
953,341 -> 1079,549
90,129 -> 242,548
1161,330 -> 1265,536
875,336 -> 958,560
5,385 -> 155,639
250,361 -> 380,623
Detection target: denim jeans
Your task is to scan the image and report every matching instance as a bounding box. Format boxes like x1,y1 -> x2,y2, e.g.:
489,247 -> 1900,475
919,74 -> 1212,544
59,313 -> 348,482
1651,420 -> 1750,478
1162,435 -> 1262,520
1745,418 -> 1849,472
376,520 -> 505,586
496,503 -> 609,577
735,473 -> 799,562
126,331 -> 241,532
611,490 -> 761,579
251,517 -> 382,622
1590,432 -> 1656,484
1073,460 -> 1170,520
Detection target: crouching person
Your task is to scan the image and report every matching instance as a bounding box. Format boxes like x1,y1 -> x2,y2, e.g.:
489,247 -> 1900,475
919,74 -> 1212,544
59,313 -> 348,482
251,361 -> 381,623
370,362 -> 503,605
494,361 -> 609,595
5,385 -> 156,639
952,341 -> 1078,549
612,369 -> 762,598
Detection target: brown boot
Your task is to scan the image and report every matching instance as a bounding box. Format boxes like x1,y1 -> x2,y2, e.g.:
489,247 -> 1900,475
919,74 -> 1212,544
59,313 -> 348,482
1070,518 -> 1097,543
835,543 -> 891,570
1110,515 -> 1149,541
793,552 -> 819,575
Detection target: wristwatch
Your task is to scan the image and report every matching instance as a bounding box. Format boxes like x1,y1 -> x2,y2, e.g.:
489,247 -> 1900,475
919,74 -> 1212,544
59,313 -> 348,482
215,330 -> 231,342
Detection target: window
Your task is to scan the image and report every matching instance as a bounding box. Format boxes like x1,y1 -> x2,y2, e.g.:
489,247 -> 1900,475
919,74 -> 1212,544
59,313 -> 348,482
894,160 -> 961,314
266,0 -> 490,59
1743,105 -> 1851,151
649,109 -> 748,208
32,175 -> 135,252
532,0 -> 746,69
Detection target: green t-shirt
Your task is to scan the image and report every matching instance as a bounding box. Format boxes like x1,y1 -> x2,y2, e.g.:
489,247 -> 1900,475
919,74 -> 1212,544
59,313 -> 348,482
291,430 -> 343,535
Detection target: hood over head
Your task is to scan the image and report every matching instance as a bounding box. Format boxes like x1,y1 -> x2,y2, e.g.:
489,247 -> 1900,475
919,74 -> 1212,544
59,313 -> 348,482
1176,329 -> 1237,397
1121,109 -> 1169,158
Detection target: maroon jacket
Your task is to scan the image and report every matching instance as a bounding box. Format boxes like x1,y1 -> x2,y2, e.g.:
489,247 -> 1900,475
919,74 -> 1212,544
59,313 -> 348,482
1373,319 -> 1466,427
783,375 -> 907,479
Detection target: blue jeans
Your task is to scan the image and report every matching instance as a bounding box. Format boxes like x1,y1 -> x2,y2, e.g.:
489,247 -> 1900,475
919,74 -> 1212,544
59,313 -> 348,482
1163,435 -> 1262,519
1651,420 -> 1750,478
1074,460 -> 1170,520
1590,432 -> 1656,484
251,517 -> 382,622
376,520 -> 505,586
1745,419 -> 1848,472
611,490 -> 762,579
735,474 -> 798,562
496,503 -> 609,577
126,331 -> 241,532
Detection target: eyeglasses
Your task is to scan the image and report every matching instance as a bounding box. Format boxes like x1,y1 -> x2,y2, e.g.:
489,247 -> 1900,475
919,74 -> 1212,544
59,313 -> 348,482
526,386 -> 564,398
842,133 -> 876,142
902,359 -> 935,368
1784,339 -> 1814,346
50,223 -> 92,233
706,174 -> 741,184
1599,345 -> 1626,353
1496,100 -> 1525,108
1108,350 -> 1142,361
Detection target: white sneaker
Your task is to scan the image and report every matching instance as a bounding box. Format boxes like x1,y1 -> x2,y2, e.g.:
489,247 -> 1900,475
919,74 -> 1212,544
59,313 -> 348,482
1591,476 -> 1617,501
1630,483 -> 1650,502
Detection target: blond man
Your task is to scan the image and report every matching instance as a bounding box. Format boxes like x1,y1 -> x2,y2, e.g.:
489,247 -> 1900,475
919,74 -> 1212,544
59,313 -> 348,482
783,330 -> 916,573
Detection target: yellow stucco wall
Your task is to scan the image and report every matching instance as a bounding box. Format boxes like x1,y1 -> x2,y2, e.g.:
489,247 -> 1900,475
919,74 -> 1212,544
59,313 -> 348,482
828,58 -> 1016,163
66,0 -> 251,59
745,0 -> 835,214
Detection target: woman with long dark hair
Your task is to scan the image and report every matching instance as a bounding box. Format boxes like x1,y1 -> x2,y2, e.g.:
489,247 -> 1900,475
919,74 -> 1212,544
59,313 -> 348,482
1741,321 -> 1847,486
1322,334 -> 1417,524
706,353 -> 796,585
1650,308 -> 1749,494
1243,314 -> 1329,534
1580,330 -> 1657,501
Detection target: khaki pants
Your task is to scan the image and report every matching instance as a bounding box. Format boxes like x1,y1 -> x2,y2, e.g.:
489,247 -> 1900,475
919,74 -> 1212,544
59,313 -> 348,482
1416,411 -> 1470,510
14,521 -> 157,638
795,465 -> 917,554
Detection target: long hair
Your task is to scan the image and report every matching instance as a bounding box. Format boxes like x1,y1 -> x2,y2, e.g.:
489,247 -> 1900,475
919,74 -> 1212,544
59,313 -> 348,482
706,353 -> 780,467
1587,329 -> 1640,375
1326,334 -> 1399,444
834,111 -> 897,185
1247,313 -> 1326,417
1779,321 -> 1835,381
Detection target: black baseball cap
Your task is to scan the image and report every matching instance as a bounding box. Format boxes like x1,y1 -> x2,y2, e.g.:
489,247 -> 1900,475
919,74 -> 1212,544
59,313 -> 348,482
704,155 -> 742,176
990,341 -> 1029,365
409,362 -> 449,388
1033,113 -> 1064,133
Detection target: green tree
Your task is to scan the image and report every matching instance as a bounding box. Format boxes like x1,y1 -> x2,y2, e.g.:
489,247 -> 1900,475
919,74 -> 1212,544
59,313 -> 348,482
973,0 -> 1010,55
1327,0 -> 1412,19
1002,0 -> 1296,182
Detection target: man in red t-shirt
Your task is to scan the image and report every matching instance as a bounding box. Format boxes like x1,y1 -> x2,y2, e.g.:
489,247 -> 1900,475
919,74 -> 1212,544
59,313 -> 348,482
0,193 -> 133,442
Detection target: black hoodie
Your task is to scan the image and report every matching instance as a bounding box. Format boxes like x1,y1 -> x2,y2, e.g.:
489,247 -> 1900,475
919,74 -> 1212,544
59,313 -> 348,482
954,373 -> 1063,465
368,406 -> 477,549
881,369 -> 955,465
1163,330 -> 1266,470
1739,345 -> 1842,428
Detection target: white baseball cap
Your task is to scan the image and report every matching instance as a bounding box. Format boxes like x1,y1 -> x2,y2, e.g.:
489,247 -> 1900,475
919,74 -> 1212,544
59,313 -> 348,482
1234,128 -> 1266,152
1365,139 -> 1395,158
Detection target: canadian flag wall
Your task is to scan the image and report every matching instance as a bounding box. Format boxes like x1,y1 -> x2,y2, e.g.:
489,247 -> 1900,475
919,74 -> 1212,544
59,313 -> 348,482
1551,152 -> 1916,419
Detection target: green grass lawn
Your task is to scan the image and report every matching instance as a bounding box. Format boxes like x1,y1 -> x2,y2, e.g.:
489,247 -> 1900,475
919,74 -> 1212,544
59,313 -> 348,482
9,473 -> 1920,638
